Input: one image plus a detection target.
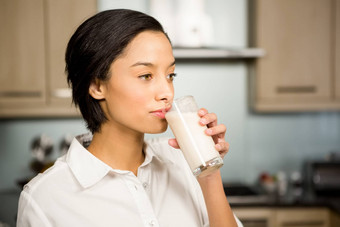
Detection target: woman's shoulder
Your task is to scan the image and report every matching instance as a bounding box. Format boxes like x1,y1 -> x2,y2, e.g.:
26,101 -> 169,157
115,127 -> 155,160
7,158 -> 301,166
22,157 -> 70,197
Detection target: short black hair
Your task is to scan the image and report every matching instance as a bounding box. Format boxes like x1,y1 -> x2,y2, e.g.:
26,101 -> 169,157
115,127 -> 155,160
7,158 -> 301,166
65,9 -> 168,133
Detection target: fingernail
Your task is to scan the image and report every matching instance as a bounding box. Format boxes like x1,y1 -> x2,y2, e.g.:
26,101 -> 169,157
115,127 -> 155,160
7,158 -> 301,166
215,144 -> 221,150
200,118 -> 207,124
206,129 -> 212,135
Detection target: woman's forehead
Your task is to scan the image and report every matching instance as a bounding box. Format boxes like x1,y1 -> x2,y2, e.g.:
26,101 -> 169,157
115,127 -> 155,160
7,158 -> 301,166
114,31 -> 174,66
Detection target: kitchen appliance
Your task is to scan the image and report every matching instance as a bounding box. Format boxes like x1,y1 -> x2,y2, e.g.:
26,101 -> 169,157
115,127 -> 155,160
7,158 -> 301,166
223,183 -> 271,204
304,161 -> 340,196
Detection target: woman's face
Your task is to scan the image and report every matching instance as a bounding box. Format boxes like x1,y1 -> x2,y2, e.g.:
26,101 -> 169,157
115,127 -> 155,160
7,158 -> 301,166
94,31 -> 175,134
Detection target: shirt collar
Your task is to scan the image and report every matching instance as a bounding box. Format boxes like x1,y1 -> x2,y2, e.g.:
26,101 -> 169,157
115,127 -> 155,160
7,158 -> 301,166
66,133 -> 173,188
66,134 -> 112,188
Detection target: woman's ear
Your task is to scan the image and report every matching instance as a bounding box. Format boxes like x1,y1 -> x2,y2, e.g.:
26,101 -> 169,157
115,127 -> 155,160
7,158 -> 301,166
89,79 -> 105,100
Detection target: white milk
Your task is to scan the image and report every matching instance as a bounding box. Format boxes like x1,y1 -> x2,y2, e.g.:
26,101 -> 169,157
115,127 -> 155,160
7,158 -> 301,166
165,111 -> 220,172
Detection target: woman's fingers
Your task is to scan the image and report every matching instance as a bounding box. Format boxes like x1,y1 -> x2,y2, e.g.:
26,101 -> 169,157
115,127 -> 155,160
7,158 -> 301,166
198,108 -> 229,158
198,108 -> 208,117
169,108 -> 230,159
215,140 -> 230,159
205,124 -> 226,138
168,138 -> 180,149
169,137 -> 230,158
199,111 -> 218,127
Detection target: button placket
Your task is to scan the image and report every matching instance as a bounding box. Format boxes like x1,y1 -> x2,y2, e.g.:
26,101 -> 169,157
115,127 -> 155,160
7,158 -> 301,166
138,167 -> 150,191
127,164 -> 158,227
123,174 -> 158,227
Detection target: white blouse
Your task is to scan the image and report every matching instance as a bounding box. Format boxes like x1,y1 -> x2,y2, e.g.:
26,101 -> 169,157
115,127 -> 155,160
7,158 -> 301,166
17,133 -> 242,227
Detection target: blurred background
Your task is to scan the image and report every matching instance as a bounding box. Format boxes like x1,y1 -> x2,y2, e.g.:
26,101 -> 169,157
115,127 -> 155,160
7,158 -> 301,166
1,0 -> 340,226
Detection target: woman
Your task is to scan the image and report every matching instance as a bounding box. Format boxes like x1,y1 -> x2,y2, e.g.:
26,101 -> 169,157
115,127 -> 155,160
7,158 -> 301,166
17,9 -> 241,227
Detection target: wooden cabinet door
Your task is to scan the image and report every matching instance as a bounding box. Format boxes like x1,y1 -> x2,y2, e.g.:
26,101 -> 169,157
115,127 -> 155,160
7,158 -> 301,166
275,208 -> 329,227
336,0 -> 340,100
254,0 -> 333,111
45,0 -> 96,109
0,0 -> 46,107
233,208 -> 276,227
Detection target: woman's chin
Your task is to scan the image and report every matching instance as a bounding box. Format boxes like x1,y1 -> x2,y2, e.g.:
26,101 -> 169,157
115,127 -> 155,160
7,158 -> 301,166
145,122 -> 168,134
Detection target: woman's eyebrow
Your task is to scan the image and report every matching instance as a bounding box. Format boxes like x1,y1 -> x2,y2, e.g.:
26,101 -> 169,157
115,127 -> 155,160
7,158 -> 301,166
130,62 -> 153,67
130,60 -> 176,68
169,60 -> 176,67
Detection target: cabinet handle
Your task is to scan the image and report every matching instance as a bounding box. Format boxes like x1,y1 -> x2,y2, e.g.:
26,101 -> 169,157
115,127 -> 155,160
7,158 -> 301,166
240,219 -> 268,226
0,91 -> 41,97
281,221 -> 324,226
276,86 -> 316,93
52,88 -> 72,98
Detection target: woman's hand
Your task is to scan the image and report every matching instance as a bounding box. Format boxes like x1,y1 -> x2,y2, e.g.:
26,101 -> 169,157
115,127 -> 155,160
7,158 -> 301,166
168,108 -> 229,159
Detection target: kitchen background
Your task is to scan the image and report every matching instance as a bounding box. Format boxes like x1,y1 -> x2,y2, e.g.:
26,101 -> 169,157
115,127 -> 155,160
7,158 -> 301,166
1,0 -> 340,190
1,0 -> 340,226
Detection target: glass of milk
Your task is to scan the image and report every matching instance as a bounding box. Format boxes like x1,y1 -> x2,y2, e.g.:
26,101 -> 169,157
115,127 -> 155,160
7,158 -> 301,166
165,95 -> 223,177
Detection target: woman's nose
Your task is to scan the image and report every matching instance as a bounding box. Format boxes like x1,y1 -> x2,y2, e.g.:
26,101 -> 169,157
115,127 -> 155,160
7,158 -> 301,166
155,77 -> 174,103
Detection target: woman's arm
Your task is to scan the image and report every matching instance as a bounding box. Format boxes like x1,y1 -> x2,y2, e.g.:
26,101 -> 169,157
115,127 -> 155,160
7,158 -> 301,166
198,170 -> 237,227
169,108 -> 238,227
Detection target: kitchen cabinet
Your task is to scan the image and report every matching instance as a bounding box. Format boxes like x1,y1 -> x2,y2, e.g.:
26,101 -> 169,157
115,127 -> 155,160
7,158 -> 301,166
275,208 -> 329,227
233,207 -> 340,227
233,207 -> 276,227
0,0 -> 97,117
46,0 -> 96,109
336,0 -> 340,100
0,0 -> 46,108
252,0 -> 340,112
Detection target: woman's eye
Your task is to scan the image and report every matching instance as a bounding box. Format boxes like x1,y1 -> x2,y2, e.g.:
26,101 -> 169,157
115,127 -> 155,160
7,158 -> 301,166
139,74 -> 152,80
167,73 -> 177,81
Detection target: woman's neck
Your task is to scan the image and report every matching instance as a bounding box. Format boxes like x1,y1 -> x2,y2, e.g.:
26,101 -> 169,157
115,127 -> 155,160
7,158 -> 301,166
87,123 -> 145,176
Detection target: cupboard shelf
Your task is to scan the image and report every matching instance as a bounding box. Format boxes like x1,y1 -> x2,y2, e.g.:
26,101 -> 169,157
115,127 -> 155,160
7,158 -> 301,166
173,47 -> 265,60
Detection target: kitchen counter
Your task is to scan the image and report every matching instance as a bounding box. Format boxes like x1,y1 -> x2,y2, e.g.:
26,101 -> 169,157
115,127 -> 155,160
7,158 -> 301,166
224,184 -> 340,214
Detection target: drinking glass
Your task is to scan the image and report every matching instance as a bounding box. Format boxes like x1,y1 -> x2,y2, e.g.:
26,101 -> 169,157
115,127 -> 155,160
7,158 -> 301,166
165,95 -> 223,177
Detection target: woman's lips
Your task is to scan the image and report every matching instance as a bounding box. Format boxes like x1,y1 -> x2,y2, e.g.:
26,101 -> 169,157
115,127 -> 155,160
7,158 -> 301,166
151,111 -> 166,119
151,106 -> 172,119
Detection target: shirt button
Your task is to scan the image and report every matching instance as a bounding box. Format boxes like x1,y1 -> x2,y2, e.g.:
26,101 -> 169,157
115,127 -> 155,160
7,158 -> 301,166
149,220 -> 155,226
143,182 -> 148,189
